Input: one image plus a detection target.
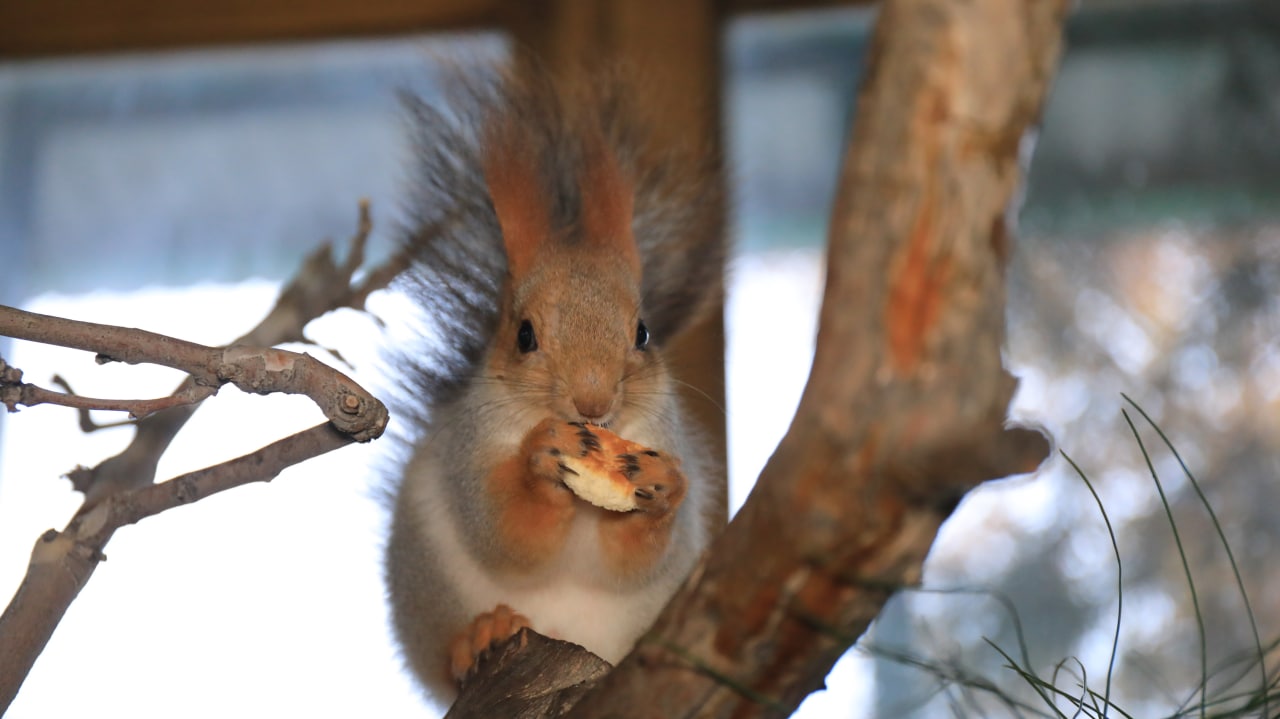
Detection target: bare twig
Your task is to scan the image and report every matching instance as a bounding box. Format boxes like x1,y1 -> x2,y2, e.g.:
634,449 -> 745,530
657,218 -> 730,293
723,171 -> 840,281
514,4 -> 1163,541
246,199 -> 406,348
96,423 -> 355,532
49,374 -> 142,431
1,359 -> 215,419
0,423 -> 355,711
0,306 -> 388,442
64,202 -> 401,504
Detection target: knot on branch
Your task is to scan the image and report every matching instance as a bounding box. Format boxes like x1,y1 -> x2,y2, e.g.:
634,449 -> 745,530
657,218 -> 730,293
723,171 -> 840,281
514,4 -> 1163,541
328,394 -> 389,442
0,357 -> 22,412
888,421 -> 1050,516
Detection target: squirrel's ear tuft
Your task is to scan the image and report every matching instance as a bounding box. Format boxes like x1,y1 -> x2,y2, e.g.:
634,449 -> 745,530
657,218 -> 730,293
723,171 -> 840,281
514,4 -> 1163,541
579,129 -> 640,280
483,120 -> 550,280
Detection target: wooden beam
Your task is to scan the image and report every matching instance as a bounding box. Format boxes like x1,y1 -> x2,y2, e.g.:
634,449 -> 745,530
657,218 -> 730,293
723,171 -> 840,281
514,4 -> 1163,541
729,0 -> 869,12
0,0 -> 874,60
0,0 -> 499,59
502,0 -> 731,532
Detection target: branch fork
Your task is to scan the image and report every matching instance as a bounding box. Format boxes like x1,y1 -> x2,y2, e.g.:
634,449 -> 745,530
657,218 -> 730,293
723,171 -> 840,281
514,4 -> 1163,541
0,202 -> 402,713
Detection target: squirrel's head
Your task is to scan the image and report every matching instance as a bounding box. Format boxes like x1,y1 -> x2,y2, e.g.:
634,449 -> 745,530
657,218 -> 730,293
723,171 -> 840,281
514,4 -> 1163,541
481,117 -> 663,428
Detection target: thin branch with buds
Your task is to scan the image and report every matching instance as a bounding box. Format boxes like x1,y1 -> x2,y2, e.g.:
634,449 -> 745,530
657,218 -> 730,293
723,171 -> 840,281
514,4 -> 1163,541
0,362 -> 212,419
0,307 -> 388,441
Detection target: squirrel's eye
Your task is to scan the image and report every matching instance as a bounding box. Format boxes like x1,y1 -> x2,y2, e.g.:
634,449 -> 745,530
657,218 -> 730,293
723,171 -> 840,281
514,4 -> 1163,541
517,320 -> 538,353
635,320 -> 649,351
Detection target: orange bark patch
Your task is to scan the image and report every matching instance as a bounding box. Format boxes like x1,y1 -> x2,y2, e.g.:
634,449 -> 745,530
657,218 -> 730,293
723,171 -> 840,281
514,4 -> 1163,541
713,579 -> 782,659
886,191 -> 951,373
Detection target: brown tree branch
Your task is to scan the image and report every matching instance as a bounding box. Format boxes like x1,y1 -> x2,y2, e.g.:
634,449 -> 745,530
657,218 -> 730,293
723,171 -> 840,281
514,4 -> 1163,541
0,422 -> 355,712
0,201 -> 402,713
446,630 -> 612,719
246,199 -> 405,348
0,307 -> 388,442
449,0 -> 1065,716
66,201 -> 397,504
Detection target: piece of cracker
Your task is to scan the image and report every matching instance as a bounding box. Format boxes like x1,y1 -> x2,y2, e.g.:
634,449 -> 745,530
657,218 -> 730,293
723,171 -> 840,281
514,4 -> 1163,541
560,426 -> 647,512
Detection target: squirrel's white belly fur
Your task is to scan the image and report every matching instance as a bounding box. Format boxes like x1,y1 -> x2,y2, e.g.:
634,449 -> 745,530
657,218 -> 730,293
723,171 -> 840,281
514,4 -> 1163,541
407,449 -> 679,664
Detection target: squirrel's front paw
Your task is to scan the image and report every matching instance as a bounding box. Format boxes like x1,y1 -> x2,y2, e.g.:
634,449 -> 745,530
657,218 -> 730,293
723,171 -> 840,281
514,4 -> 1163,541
449,604 -> 532,683
525,418 -> 603,487
618,448 -> 686,516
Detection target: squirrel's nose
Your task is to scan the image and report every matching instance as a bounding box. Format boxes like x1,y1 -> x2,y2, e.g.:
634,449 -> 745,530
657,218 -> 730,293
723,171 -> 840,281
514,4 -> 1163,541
573,394 -> 614,423
572,370 -> 616,422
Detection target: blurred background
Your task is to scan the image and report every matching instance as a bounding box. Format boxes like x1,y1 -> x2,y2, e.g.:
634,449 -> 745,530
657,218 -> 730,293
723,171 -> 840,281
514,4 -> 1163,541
1,0 -> 1278,716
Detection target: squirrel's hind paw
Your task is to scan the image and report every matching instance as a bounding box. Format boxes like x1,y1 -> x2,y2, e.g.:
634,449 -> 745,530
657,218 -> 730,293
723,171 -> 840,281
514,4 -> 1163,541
449,604 -> 532,683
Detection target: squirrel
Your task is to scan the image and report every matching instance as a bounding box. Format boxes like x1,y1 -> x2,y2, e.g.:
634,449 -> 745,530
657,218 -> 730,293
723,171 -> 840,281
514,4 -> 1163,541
382,62 -> 725,707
